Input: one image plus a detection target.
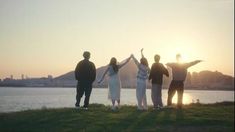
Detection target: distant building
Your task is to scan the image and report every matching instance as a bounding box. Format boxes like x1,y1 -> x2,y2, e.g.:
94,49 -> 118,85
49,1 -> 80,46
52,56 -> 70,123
10,75 -> 13,80
21,74 -> 25,80
48,75 -> 53,79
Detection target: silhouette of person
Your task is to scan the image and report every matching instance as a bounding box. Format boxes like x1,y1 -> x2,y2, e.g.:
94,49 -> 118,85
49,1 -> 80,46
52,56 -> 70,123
166,54 -> 202,108
75,51 -> 96,109
149,54 -> 169,109
98,56 -> 131,110
131,48 -> 150,110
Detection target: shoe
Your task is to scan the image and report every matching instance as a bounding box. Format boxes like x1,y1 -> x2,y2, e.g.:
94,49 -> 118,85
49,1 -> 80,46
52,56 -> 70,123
137,107 -> 143,111
143,107 -> 148,111
82,107 -> 88,110
111,106 -> 116,111
177,105 -> 183,109
164,105 -> 174,109
75,106 -> 80,110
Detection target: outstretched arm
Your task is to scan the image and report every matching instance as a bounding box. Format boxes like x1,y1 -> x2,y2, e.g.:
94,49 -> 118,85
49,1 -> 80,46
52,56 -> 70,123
186,60 -> 202,68
119,56 -> 132,69
166,63 -> 173,68
98,66 -> 109,83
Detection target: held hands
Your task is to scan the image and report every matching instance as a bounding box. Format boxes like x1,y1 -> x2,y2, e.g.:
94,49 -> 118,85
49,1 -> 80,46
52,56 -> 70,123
196,60 -> 203,63
130,54 -> 134,58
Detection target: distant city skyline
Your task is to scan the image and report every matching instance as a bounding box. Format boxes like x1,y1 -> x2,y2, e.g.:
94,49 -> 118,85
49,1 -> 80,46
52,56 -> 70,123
0,0 -> 234,79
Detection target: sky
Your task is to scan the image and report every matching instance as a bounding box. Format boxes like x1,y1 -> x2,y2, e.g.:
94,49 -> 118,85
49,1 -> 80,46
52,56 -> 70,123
0,0 -> 234,79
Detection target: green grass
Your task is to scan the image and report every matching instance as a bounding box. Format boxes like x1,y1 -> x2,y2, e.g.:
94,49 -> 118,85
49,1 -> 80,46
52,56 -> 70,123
0,102 -> 234,132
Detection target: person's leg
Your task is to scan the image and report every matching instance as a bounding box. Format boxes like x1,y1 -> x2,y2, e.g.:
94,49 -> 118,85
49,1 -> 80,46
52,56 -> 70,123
75,82 -> 84,107
156,84 -> 163,107
177,82 -> 184,108
84,83 -> 92,108
117,99 -> 120,107
136,79 -> 143,109
167,81 -> 177,106
151,84 -> 158,108
111,99 -> 116,110
142,84 -> 147,110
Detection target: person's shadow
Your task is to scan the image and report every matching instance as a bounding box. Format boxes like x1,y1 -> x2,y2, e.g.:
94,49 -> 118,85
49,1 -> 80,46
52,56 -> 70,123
163,107 -> 184,122
176,108 -> 184,121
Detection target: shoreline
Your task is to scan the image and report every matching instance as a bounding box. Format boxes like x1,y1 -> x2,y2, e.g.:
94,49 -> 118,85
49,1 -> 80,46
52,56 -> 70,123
0,86 -> 234,91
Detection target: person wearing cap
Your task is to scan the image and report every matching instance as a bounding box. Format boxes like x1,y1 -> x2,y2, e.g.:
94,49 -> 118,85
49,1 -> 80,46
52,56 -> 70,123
75,51 -> 96,109
166,54 -> 202,108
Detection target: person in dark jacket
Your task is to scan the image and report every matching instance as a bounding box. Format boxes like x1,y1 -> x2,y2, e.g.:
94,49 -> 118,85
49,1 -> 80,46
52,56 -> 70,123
149,54 -> 169,109
75,51 -> 96,109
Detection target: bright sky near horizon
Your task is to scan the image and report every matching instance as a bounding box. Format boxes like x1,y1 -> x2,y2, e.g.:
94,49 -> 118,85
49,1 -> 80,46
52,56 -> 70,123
0,0 -> 234,79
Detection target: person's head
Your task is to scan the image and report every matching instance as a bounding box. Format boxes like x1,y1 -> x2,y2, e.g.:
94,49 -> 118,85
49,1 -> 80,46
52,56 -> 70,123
109,57 -> 118,73
83,51 -> 90,60
109,57 -> 117,65
140,57 -> 149,67
154,54 -> 160,63
176,53 -> 181,63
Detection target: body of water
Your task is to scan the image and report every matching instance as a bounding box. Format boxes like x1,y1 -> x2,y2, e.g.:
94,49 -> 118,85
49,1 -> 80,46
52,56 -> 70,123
0,87 -> 234,113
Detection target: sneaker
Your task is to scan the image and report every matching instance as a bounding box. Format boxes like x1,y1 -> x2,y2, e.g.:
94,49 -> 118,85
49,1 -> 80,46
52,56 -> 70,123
82,106 -> 88,110
156,107 -> 162,110
137,107 -> 143,111
111,106 -> 116,111
75,106 -> 80,110
164,105 -> 174,109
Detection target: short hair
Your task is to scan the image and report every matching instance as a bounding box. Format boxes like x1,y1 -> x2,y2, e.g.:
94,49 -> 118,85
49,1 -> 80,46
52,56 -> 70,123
83,51 -> 90,59
154,54 -> 160,62
176,54 -> 181,59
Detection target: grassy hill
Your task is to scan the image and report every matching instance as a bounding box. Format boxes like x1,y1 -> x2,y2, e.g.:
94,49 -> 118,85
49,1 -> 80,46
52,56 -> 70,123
0,102 -> 234,132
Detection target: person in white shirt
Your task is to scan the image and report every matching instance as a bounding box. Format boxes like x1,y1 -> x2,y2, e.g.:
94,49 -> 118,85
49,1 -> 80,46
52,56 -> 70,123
131,49 -> 150,110
166,54 -> 202,108
98,56 -> 131,110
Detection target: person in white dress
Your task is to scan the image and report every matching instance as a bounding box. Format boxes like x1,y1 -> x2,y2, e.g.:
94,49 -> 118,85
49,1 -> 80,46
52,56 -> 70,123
98,56 -> 131,110
131,49 -> 150,110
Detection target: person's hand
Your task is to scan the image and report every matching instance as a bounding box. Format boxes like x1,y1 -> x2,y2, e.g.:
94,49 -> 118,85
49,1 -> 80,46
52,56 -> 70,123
197,60 -> 203,63
97,80 -> 102,84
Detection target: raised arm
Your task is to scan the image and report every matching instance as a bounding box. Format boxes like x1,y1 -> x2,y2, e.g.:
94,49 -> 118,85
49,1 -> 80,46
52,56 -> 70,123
118,56 -> 131,69
185,60 -> 202,68
141,48 -> 144,58
131,54 -> 140,66
98,66 -> 109,83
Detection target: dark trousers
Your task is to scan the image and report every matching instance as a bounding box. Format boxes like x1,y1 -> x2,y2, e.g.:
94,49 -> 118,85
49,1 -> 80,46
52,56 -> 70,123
167,80 -> 184,107
75,81 -> 92,107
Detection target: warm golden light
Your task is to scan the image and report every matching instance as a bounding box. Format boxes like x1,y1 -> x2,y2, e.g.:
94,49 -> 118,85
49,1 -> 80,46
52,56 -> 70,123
172,93 -> 192,104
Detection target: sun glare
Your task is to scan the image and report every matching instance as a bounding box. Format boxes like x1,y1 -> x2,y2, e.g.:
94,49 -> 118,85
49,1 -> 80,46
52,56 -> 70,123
172,93 -> 192,104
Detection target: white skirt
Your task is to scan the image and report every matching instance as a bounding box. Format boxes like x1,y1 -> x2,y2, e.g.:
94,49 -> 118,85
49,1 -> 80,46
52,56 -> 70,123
108,74 -> 121,100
